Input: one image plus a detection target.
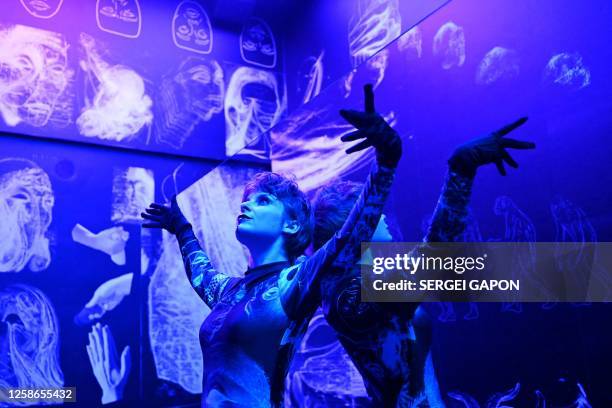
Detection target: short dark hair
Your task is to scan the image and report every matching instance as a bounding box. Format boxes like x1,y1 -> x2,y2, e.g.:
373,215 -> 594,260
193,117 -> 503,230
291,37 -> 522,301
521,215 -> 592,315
243,172 -> 313,260
312,180 -> 362,250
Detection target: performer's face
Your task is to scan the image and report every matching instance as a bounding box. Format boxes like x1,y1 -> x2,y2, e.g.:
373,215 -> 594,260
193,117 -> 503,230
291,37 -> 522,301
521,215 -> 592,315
236,191 -> 287,242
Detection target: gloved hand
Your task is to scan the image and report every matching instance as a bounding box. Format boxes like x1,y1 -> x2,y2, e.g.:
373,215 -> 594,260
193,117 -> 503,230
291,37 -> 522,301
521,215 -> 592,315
141,195 -> 190,235
448,117 -> 536,178
339,84 -> 402,168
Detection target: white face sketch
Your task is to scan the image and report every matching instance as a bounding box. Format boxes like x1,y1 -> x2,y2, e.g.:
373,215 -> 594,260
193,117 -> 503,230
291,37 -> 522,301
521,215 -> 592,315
0,25 -> 73,128
77,33 -> 153,142
543,52 -> 591,91
240,18 -> 277,69
397,26 -> 423,60
476,46 -> 520,85
348,0 -> 401,67
0,284 -> 63,390
0,159 -> 54,273
224,67 -> 284,158
172,1 -> 213,54
112,166 -> 154,223
155,57 -> 225,149
96,0 -> 142,39
433,21 -> 466,70
19,0 -> 64,19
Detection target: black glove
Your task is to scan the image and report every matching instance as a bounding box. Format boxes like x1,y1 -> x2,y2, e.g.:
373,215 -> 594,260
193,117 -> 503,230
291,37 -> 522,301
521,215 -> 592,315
141,195 -> 191,235
339,84 -> 402,168
448,117 -> 536,178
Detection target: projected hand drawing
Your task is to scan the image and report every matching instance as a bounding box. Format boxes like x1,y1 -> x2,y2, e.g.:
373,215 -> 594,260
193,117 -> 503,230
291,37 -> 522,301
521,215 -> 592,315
297,51 -> 325,105
71,224 -> 130,266
96,0 -> 142,39
111,166 -> 154,224
475,47 -> 520,85
77,33 -> 153,142
433,21 -> 466,70
348,0 -> 401,67
543,52 -> 591,91
0,158 -> 54,273
172,1 -> 213,54
240,18 -> 277,69
19,0 -> 64,19
0,284 -> 64,397
225,67 -> 285,158
154,57 -> 224,149
75,273 -> 133,325
0,25 -> 74,129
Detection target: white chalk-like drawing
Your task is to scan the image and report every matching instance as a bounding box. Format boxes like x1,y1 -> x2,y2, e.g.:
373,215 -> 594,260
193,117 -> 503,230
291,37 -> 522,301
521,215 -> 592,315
433,21 -> 466,70
297,51 -> 325,105
240,17 -> 277,69
0,25 -> 74,128
172,1 -> 213,54
476,47 -> 520,85
19,0 -> 64,19
0,158 -> 54,273
72,224 -> 130,266
75,273 -> 133,325
96,0 -> 142,39
397,26 -> 422,61
112,167 -> 154,223
543,52 -> 591,91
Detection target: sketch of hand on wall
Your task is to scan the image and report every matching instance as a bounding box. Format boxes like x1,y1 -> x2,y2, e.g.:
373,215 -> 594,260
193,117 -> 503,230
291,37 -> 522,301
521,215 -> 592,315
112,166 -> 154,223
225,67 -> 285,158
74,273 -> 133,326
0,158 -> 54,273
240,18 -> 277,69
87,323 -> 131,405
433,22 -> 466,70
0,284 -> 64,398
72,224 -> 129,265
77,33 -> 153,142
96,0 -> 142,39
0,25 -> 74,128
155,57 -> 224,149
172,1 -> 213,54
19,0 -> 64,19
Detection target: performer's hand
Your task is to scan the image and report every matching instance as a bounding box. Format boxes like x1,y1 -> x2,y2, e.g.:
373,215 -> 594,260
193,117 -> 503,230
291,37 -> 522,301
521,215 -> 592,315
339,84 -> 402,168
141,195 -> 190,234
448,117 -> 536,178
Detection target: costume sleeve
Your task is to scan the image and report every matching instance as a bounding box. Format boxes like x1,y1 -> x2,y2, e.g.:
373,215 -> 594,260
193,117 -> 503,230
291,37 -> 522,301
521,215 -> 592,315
279,162 -> 395,319
424,169 -> 474,243
176,226 -> 234,309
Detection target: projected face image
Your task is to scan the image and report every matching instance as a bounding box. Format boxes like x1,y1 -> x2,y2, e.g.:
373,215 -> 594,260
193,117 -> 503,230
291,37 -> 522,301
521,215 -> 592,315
240,18 -> 276,68
155,58 -> 224,149
19,0 -> 64,19
0,284 -> 63,393
0,25 -> 73,128
96,0 -> 142,38
543,52 -> 591,91
0,159 -> 54,273
112,166 -> 154,223
225,67 -> 284,158
433,21 -> 466,70
348,0 -> 401,67
397,26 -> 422,61
476,46 -> 520,85
77,33 -> 153,142
172,1 -> 213,54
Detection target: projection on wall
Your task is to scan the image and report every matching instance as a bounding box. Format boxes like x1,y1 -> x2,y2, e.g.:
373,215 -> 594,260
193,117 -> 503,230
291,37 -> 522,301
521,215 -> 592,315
225,66 -> 286,159
96,0 -> 142,39
19,0 -> 64,19
432,21 -> 465,70
240,17 -> 277,69
0,24 -> 74,129
296,51 -> 325,105
172,1 -> 213,55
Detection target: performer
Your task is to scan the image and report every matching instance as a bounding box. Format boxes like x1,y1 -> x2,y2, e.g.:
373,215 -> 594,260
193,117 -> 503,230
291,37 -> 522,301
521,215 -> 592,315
310,117 -> 535,407
141,85 -> 401,407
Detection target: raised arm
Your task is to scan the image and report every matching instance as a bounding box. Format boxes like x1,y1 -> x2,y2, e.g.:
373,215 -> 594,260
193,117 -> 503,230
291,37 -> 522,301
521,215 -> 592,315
279,84 -> 401,318
141,196 -> 233,308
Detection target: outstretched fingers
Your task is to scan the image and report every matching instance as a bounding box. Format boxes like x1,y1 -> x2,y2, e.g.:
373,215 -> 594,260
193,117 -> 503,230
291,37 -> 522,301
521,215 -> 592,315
339,109 -> 370,128
502,151 -> 519,168
341,130 -> 365,142
364,84 -> 375,113
346,139 -> 373,154
494,117 -> 528,137
501,138 -> 536,149
495,159 -> 507,176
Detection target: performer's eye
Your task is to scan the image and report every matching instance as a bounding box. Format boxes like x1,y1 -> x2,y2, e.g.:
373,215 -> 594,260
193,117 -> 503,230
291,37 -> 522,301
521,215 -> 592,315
258,196 -> 270,204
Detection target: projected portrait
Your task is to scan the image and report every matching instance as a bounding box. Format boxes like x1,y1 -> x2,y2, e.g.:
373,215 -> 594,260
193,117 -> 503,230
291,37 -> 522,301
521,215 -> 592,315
111,166 -> 154,223
225,67 -> 285,158
172,1 -> 213,54
0,284 -> 63,398
0,25 -> 74,129
297,51 -> 325,105
543,52 -> 591,91
155,57 -> 224,149
240,18 -> 277,69
397,26 -> 423,61
476,46 -> 520,85
19,0 -> 64,19
433,21 -> 466,70
96,0 -> 142,39
77,33 -> 153,142
0,159 -> 54,273
347,0 -> 401,67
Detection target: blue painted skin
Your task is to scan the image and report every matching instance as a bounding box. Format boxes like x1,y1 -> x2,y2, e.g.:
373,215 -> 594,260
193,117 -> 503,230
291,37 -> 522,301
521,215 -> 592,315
175,163 -> 396,407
